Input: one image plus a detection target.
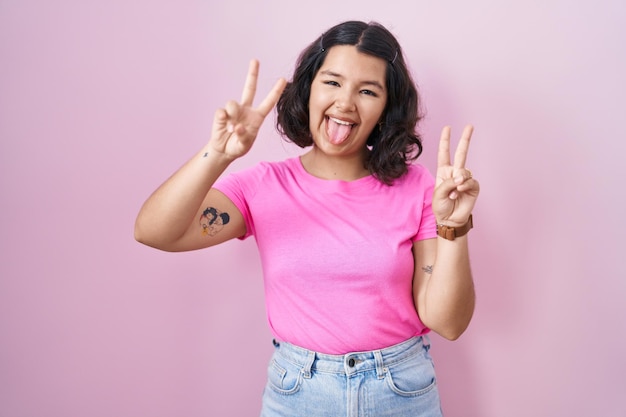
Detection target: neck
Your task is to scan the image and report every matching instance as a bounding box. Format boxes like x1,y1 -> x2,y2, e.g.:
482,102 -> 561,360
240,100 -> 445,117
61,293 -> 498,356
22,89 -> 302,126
300,147 -> 370,181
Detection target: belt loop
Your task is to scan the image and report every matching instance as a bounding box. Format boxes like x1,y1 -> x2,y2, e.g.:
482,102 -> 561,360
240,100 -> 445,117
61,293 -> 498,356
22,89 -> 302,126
374,350 -> 385,379
301,350 -> 315,379
422,334 -> 431,352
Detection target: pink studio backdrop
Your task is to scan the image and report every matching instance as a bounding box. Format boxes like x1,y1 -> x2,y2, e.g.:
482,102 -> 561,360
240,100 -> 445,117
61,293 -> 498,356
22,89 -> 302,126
1,1 -> 625,416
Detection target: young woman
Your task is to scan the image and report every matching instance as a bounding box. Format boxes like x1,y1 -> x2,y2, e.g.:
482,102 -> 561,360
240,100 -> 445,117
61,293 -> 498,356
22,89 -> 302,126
135,20 -> 479,417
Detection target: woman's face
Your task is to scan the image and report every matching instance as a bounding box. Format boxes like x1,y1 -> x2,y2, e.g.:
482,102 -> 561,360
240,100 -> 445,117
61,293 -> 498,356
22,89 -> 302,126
308,45 -> 388,158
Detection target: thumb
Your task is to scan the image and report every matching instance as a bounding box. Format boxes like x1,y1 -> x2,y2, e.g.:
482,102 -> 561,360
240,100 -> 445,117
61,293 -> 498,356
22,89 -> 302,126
434,177 -> 461,201
211,108 -> 229,138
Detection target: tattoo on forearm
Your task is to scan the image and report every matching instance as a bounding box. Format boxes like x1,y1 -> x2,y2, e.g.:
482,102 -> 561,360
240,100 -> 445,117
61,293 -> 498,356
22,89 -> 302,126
200,207 -> 230,236
422,265 -> 433,275
203,152 -> 208,157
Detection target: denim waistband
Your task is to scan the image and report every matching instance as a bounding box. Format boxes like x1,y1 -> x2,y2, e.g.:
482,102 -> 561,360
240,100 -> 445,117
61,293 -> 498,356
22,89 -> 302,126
272,336 -> 430,378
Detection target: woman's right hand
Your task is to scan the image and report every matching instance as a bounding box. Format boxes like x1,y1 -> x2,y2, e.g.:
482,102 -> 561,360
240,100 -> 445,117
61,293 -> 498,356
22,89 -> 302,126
209,59 -> 287,160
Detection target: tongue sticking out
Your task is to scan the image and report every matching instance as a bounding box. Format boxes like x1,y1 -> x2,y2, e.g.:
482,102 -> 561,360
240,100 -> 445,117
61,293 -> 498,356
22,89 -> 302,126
327,118 -> 353,145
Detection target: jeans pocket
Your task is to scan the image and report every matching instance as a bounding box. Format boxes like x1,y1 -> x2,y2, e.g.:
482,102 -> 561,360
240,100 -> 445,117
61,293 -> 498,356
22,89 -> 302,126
385,353 -> 437,397
266,354 -> 303,395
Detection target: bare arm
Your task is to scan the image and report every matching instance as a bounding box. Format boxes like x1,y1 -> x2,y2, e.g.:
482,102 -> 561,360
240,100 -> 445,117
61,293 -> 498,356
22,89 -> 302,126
413,237 -> 475,340
134,148 -> 244,252
134,60 -> 287,252
412,125 -> 480,340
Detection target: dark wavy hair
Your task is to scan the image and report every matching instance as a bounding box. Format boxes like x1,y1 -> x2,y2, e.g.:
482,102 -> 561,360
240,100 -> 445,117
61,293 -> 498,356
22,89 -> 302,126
276,20 -> 423,185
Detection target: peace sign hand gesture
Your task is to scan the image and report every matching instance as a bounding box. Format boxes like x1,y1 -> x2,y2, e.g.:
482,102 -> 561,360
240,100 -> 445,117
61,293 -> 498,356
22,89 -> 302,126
432,125 -> 480,227
209,60 -> 287,161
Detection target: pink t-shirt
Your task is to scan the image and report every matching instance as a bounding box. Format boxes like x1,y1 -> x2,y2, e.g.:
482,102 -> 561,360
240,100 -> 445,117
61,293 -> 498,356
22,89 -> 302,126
214,157 -> 437,354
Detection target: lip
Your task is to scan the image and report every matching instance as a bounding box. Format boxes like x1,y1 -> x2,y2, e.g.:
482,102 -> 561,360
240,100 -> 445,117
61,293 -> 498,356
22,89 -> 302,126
327,115 -> 357,126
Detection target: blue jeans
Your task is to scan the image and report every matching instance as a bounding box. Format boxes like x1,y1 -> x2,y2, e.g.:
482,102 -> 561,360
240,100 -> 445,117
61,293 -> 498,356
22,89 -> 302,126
260,336 -> 443,417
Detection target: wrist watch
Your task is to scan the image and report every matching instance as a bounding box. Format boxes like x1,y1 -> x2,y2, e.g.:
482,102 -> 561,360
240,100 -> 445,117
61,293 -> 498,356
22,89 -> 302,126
436,214 -> 473,241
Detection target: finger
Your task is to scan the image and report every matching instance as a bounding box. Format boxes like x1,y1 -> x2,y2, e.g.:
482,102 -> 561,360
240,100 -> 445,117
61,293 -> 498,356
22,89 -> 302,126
240,59 -> 259,106
453,125 -> 474,170
437,126 -> 452,168
256,78 -> 287,117
433,177 -> 460,201
455,178 -> 480,193
454,168 -> 474,184
213,108 -> 228,131
224,100 -> 240,132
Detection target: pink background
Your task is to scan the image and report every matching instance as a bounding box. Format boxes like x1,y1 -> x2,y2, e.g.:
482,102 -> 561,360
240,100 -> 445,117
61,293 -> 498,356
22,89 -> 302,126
1,1 -> 625,416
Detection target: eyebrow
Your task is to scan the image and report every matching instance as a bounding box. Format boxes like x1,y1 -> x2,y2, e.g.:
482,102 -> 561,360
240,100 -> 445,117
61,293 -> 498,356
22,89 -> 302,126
319,69 -> 385,91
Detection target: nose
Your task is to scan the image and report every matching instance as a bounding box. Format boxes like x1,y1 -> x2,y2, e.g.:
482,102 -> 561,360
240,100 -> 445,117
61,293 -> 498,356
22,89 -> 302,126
335,90 -> 356,112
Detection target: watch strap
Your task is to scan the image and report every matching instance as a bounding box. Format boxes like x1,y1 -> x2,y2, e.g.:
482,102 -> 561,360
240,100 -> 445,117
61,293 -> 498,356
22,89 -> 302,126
436,214 -> 473,240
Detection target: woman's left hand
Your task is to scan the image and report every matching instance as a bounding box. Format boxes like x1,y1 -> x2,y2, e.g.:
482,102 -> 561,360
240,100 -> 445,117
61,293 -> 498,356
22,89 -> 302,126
432,125 -> 480,226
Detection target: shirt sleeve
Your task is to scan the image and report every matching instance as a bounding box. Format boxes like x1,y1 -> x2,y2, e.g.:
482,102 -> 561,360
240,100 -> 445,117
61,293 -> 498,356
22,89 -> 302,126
412,165 -> 437,242
213,163 -> 268,240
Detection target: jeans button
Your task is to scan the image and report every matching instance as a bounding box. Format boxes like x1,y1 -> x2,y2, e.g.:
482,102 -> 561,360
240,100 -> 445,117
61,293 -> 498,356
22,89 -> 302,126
348,358 -> 355,367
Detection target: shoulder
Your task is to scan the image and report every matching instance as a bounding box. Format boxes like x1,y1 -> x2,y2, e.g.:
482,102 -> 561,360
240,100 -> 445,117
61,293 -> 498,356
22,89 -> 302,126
227,158 -> 295,182
218,158 -> 301,196
241,157 -> 297,175
407,163 -> 433,178
393,163 -> 434,187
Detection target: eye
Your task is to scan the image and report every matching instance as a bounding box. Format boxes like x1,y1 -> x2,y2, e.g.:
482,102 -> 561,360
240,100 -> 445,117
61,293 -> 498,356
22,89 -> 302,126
360,89 -> 378,97
323,80 -> 340,87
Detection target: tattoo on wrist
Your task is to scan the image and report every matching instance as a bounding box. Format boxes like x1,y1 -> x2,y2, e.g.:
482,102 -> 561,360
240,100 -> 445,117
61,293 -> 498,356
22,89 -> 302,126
203,152 -> 208,157
200,207 -> 230,236
422,265 -> 433,275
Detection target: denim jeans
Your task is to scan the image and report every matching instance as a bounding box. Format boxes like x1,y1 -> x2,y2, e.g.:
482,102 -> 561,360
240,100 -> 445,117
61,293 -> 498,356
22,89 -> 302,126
260,336 -> 443,417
